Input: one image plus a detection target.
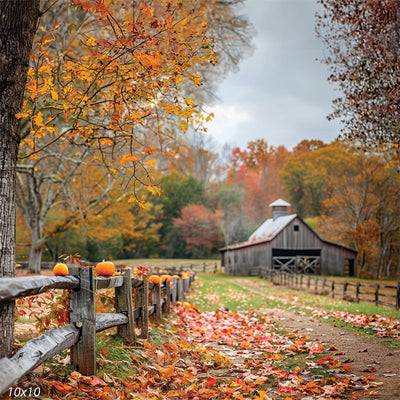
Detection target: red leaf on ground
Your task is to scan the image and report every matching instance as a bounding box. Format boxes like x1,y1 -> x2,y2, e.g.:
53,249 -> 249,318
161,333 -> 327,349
206,375 -> 216,387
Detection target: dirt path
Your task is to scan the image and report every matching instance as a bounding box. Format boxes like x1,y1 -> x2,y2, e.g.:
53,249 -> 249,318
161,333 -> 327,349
232,279 -> 400,399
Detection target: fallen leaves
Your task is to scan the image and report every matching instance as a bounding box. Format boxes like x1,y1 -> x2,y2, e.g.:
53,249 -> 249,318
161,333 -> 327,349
312,309 -> 400,339
16,275 -> 400,399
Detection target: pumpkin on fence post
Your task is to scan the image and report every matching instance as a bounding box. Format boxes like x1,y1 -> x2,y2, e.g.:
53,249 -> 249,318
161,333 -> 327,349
95,261 -> 115,276
53,263 -> 69,276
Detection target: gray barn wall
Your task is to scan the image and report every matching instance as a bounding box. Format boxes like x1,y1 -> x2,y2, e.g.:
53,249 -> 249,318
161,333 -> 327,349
270,218 -> 321,249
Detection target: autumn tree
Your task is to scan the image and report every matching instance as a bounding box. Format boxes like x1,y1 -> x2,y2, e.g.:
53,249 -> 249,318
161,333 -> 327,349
281,141 -> 345,217
316,0 -> 400,147
0,0 -> 253,357
316,146 -> 400,278
165,131 -> 220,190
155,171 -> 205,257
281,140 -> 400,278
173,204 -> 222,258
223,140 -> 290,225
216,184 -> 254,245
49,193 -> 163,262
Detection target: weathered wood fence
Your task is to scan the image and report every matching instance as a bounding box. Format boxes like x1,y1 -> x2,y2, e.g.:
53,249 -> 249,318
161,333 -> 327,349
264,270 -> 400,310
165,261 -> 220,274
0,267 -> 194,395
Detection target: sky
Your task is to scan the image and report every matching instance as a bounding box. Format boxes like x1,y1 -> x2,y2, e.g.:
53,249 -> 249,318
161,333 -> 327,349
205,0 -> 342,151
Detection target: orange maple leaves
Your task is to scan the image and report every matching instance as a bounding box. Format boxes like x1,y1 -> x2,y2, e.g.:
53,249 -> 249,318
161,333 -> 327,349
17,0 -> 215,204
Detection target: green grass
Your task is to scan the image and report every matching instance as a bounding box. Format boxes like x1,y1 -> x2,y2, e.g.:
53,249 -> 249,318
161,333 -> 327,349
198,273 -> 400,318
188,273 -> 280,312
96,333 -> 142,380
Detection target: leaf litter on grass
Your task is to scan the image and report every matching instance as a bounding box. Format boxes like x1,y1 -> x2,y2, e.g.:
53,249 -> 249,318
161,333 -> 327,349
17,302 -> 366,399
14,273 -> 391,400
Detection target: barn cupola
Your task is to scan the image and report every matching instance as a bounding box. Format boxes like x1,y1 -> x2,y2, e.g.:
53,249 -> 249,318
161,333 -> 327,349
270,198 -> 291,220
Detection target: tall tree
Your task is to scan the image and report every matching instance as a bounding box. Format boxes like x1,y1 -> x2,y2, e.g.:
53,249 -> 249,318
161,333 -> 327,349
282,141 -> 348,217
316,0 -> 400,147
173,204 -> 222,258
317,147 -> 400,278
0,0 -> 41,358
156,171 -> 205,257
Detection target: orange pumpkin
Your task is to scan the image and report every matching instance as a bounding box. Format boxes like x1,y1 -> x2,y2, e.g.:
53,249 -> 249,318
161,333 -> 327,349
95,261 -> 115,276
53,263 -> 69,276
172,274 -> 180,280
149,275 -> 161,285
160,274 -> 172,283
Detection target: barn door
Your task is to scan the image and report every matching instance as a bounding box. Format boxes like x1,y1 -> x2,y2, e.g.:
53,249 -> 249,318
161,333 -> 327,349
272,256 -> 297,273
296,256 -> 320,274
272,249 -> 321,274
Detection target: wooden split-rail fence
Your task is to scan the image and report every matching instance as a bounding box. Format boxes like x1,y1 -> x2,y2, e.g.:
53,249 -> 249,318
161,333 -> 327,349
165,262 -> 220,274
264,270 -> 400,310
0,267 -> 194,396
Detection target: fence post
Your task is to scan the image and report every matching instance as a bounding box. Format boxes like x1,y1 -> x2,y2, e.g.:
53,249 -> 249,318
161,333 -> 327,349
396,282 -> 400,310
331,281 -> 335,297
343,282 -> 348,298
162,281 -> 171,315
137,280 -> 149,339
177,277 -> 184,301
69,266 -> 96,376
171,277 -> 177,306
375,284 -> 379,306
214,263 -> 217,274
115,269 -> 135,345
356,282 -> 360,303
203,263 -> 206,273
183,277 -> 190,296
152,283 -> 161,321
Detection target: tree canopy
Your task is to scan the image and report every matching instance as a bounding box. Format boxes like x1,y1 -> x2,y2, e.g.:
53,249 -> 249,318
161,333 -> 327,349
316,0 -> 400,148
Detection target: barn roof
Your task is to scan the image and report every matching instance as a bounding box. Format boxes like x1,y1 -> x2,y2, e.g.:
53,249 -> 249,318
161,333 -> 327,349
220,214 -> 297,251
249,214 -> 297,242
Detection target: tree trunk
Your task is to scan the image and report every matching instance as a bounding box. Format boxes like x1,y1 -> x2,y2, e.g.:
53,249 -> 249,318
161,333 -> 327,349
0,0 -> 41,357
27,221 -> 45,274
376,234 -> 389,280
28,234 -> 43,274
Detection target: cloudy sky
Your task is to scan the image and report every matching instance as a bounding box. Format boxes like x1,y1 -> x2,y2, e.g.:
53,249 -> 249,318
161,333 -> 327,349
205,0 -> 342,151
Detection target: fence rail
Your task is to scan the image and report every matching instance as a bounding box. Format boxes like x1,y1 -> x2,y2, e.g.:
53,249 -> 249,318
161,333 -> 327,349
262,270 -> 400,310
163,261 -> 220,274
0,267 -> 194,395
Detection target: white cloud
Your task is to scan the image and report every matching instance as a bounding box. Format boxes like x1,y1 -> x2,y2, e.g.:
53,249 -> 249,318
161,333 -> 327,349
206,0 -> 342,151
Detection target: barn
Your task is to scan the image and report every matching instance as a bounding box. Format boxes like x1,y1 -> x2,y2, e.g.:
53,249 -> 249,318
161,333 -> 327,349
220,199 -> 358,277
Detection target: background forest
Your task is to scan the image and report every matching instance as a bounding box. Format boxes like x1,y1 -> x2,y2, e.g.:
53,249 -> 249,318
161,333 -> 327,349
10,0 -> 400,282
16,135 -> 400,280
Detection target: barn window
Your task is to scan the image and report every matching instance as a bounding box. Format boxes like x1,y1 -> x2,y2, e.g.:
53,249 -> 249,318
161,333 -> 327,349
293,225 -> 299,231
